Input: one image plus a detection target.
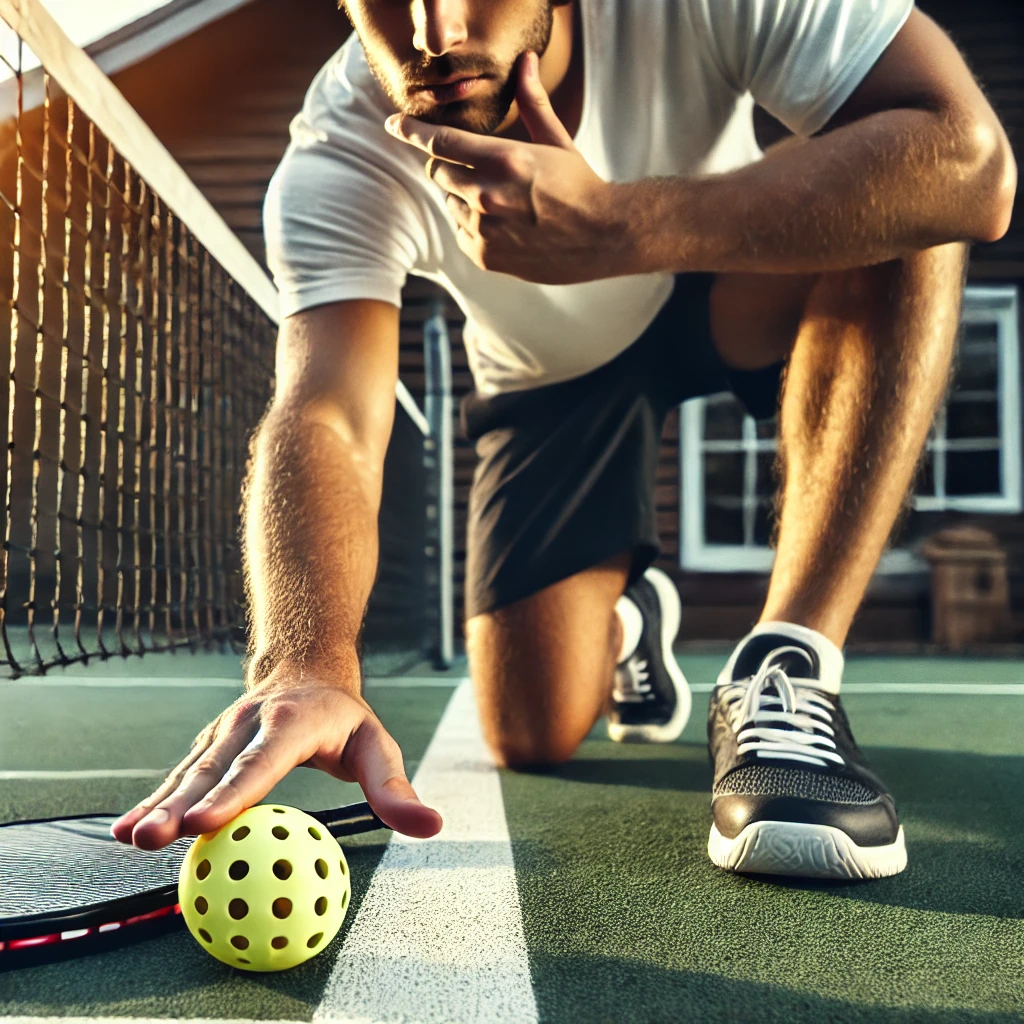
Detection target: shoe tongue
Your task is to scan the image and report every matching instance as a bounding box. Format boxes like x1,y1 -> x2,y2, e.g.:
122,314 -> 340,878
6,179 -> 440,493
724,621 -> 844,695
731,633 -> 820,682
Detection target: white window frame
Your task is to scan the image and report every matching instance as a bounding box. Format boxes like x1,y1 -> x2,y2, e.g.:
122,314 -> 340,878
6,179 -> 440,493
680,284 -> 1022,574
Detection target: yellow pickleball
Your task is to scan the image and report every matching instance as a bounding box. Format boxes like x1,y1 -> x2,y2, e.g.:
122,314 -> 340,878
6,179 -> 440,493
178,803 -> 351,972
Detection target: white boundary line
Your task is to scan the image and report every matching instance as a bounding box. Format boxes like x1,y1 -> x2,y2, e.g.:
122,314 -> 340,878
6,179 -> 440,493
0,677 -> 245,688
315,679 -> 539,1024
3,679 -> 1019,782
5,676 -> 1022,694
689,682 -> 1024,695
0,677 -> 458,688
0,1019 -> 309,1024
0,769 -> 165,781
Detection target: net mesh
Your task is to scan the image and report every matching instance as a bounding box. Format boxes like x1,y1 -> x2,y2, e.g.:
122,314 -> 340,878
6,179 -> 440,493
0,11 -> 435,680
0,59 -> 276,675
0,37 -> 276,676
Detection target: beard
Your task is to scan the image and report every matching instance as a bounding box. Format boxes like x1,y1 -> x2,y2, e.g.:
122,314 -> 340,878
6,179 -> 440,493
354,1 -> 558,135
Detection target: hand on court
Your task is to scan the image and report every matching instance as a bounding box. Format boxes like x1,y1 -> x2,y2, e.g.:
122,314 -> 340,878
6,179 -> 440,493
109,663 -> 443,850
385,51 -> 631,284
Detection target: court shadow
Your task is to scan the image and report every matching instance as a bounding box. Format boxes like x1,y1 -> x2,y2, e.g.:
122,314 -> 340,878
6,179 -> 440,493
539,747 -> 713,793
527,952 -> 1022,1023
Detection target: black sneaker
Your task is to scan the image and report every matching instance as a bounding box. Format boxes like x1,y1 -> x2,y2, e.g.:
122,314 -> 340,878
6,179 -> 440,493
607,566 -> 691,743
707,624 -> 906,879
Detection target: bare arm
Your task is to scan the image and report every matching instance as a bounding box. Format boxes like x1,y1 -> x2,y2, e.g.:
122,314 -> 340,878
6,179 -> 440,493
112,300 -> 443,849
619,9 -> 1018,275
244,300 -> 401,688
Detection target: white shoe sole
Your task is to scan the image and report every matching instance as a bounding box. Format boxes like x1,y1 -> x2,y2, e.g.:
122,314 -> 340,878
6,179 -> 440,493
607,566 -> 691,744
708,821 -> 908,880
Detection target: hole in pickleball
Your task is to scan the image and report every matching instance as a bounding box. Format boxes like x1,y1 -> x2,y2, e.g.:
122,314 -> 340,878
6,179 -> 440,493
342,890 -> 349,910
315,858 -> 328,879
307,932 -> 323,948
231,935 -> 249,950
339,859 -> 347,876
273,807 -> 285,813
198,928 -> 212,943
271,936 -> 289,949
229,860 -> 249,880
272,825 -> 289,840
229,898 -> 249,920
272,897 -> 293,919
231,826 -> 250,841
273,859 -> 292,880
308,826 -> 322,840
194,896 -> 209,915
196,859 -> 211,880
315,896 -> 328,916
237,958 -> 250,964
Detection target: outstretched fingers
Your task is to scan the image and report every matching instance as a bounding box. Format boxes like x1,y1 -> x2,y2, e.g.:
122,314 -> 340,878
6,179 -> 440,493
343,718 -> 443,839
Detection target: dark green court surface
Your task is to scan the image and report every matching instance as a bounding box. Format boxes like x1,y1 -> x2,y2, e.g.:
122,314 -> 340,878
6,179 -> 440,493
1,652 -> 1021,1022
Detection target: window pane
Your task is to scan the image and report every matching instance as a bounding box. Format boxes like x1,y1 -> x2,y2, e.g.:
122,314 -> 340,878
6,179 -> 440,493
753,500 -> 774,547
961,321 -> 998,346
953,345 -> 998,393
755,451 -> 777,500
914,450 -> 935,497
704,452 -> 745,500
704,398 -> 744,441
755,417 -> 779,441
946,400 -> 999,441
946,450 -> 1001,496
705,499 -> 745,544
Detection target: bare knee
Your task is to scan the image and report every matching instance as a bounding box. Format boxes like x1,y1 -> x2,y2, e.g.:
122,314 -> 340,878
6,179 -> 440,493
465,553 -> 631,772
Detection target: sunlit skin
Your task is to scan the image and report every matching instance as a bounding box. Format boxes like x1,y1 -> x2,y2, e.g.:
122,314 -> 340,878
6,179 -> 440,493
338,0 -> 576,139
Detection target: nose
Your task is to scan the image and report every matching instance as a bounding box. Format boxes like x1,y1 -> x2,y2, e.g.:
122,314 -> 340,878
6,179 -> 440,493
411,0 -> 468,57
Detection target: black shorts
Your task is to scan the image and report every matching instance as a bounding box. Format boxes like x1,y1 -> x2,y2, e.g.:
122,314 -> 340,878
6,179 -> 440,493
459,272 -> 784,620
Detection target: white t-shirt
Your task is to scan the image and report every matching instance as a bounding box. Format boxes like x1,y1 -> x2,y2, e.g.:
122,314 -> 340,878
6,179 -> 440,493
265,0 -> 914,396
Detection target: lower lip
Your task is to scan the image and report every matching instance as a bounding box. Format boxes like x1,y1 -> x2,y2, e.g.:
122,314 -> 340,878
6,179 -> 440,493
421,77 -> 485,102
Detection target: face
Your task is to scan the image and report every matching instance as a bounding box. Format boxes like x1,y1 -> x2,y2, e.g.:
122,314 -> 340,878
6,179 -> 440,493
339,0 -> 561,135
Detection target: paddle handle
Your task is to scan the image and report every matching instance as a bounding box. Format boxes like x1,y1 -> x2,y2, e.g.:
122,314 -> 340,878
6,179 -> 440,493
311,801 -> 387,837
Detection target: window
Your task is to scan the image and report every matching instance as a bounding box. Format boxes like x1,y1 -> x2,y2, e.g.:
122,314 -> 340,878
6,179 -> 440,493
680,285 -> 1022,572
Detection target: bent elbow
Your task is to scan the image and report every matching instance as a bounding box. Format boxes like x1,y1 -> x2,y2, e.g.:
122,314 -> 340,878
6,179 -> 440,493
983,148 -> 1017,243
969,119 -> 1017,243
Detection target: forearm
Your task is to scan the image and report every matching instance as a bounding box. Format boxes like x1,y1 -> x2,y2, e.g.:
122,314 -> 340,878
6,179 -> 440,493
621,106 -> 1015,276
242,404 -> 385,692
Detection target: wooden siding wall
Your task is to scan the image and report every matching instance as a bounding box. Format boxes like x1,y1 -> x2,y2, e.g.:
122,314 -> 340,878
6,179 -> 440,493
117,0 -> 1024,648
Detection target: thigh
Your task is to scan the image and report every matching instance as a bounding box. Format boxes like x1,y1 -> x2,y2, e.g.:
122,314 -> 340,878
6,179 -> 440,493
465,548 -> 632,768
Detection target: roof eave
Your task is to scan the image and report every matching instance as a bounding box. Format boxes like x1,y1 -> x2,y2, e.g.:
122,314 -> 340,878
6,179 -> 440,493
85,0 -> 258,76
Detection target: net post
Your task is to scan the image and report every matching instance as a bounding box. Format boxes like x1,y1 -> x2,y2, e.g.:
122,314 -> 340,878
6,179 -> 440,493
423,298 -> 454,670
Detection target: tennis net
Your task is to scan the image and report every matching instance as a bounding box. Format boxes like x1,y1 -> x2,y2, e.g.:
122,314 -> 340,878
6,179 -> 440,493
0,0 -> 433,678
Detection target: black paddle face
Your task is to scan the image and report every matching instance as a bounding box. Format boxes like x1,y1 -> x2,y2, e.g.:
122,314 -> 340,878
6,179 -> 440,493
0,801 -> 385,967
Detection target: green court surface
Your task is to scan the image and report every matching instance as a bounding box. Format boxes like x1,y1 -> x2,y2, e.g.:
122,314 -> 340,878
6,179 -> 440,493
1,651 -> 1022,1023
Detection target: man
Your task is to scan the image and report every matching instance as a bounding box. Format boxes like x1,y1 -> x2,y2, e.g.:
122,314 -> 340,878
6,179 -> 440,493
113,0 -> 1015,879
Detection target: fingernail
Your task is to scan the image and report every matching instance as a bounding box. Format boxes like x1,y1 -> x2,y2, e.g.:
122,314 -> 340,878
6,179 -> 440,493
385,114 -> 399,133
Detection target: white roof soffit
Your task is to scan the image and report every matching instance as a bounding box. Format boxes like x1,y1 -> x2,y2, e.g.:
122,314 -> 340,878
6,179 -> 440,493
85,0 -> 258,76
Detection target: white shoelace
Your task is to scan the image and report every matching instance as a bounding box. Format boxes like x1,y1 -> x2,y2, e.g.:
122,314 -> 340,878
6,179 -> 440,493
612,656 -> 651,702
720,646 -> 844,768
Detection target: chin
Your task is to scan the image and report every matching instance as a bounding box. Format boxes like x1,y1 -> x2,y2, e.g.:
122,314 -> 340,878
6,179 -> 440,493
408,99 -> 508,136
